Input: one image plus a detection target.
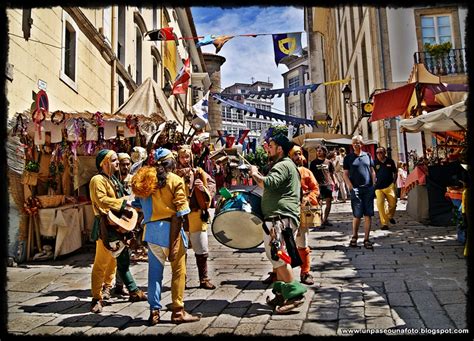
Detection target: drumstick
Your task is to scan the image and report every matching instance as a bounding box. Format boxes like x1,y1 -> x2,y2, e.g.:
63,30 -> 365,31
237,152 -> 252,166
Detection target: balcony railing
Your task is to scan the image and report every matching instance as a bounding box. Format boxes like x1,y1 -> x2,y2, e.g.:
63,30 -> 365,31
414,48 -> 467,76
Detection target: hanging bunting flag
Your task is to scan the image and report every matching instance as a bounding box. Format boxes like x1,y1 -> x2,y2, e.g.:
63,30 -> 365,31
237,129 -> 250,145
213,35 -> 234,53
322,77 -> 352,86
172,58 -> 191,95
272,32 -> 303,65
220,83 -> 320,100
213,93 -> 316,127
225,135 -> 235,148
191,91 -> 209,129
145,27 -> 176,41
196,34 -> 216,47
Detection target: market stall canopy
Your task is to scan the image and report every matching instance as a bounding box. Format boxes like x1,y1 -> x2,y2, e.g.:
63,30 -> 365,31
370,63 -> 468,123
370,63 -> 439,123
369,83 -> 417,123
408,63 -> 441,84
114,77 -> 181,124
399,100 -> 467,133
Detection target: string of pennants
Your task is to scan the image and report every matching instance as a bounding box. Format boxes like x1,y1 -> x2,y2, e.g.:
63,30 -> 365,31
187,77 -> 350,129
222,83 -> 319,100
145,27 -> 305,65
211,93 -> 317,127
238,78 -> 350,99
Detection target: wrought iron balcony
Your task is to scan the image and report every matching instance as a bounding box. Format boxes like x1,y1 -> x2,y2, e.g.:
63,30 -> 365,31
414,48 -> 467,76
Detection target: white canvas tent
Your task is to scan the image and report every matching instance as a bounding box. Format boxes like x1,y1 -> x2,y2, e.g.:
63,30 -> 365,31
114,77 -> 186,127
400,100 -> 467,133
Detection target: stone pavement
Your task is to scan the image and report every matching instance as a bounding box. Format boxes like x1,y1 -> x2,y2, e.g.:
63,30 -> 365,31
6,201 -> 469,336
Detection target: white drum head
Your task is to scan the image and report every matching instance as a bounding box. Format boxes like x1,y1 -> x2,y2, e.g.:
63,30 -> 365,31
212,211 -> 264,250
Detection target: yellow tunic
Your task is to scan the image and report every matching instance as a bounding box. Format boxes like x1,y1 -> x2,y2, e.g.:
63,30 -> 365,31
89,174 -> 126,216
180,167 -> 211,233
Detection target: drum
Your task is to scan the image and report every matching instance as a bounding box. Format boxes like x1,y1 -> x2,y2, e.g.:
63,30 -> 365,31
211,187 -> 264,250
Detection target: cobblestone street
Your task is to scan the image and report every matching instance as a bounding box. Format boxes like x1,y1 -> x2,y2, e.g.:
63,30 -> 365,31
7,201 -> 468,336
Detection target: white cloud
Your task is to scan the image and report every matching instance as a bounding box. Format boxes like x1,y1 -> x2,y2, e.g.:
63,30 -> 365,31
192,7 -> 305,111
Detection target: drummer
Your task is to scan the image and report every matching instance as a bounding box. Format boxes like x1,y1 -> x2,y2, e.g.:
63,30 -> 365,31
249,134 -> 307,314
262,144 -> 320,286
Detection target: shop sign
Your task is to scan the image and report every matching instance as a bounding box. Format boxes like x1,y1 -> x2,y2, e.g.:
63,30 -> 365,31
38,79 -> 47,91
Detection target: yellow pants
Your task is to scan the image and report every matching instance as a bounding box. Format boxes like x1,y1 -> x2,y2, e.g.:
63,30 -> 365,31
375,183 -> 397,227
148,237 -> 187,310
91,240 -> 117,300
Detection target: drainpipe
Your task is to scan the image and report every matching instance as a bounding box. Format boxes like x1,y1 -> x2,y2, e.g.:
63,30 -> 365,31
111,6 -> 118,113
376,7 -> 391,153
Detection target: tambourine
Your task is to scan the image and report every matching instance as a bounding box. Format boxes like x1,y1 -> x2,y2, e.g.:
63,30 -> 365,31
51,111 -> 65,125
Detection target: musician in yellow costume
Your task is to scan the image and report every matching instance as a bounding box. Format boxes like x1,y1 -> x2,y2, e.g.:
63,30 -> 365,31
175,145 -> 216,290
131,148 -> 201,325
89,149 -> 147,314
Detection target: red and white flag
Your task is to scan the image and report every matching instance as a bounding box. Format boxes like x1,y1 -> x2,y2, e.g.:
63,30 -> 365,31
172,58 -> 191,95
145,27 -> 176,41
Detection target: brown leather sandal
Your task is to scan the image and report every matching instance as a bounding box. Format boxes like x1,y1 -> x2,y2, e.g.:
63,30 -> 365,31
363,239 -> 374,250
349,237 -> 358,248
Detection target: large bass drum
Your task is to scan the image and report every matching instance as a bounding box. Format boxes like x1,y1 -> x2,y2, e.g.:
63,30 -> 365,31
211,186 -> 264,250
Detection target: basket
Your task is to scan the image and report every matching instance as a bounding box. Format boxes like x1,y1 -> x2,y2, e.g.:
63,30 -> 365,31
36,195 -> 65,208
300,204 -> 321,228
21,170 -> 38,186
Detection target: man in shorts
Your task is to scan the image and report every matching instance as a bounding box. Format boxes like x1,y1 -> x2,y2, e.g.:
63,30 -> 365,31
343,135 -> 377,249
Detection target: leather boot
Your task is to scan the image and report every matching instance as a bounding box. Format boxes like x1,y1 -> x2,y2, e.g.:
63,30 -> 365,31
90,298 -> 103,313
262,271 -> 277,285
113,283 -> 129,296
129,289 -> 148,302
171,307 -> 201,324
101,285 -> 112,300
195,254 -> 216,290
298,247 -> 311,277
148,309 -> 160,326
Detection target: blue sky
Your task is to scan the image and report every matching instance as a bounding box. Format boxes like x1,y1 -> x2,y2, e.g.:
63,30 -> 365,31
191,6 -> 305,111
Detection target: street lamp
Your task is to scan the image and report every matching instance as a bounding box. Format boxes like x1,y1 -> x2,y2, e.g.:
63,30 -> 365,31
342,84 -> 361,108
342,83 -> 373,135
342,84 -> 352,103
163,83 -> 173,97
325,114 -> 333,125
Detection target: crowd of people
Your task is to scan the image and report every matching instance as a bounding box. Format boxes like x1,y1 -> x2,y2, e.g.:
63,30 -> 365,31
87,132 -> 407,323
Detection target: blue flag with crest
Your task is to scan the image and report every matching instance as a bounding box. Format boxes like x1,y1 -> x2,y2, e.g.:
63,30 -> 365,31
272,32 -> 303,65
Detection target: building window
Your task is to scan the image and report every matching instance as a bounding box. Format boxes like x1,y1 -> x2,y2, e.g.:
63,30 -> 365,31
64,24 -> 76,79
103,7 -> 112,46
414,7 -> 462,52
136,27 -> 142,85
118,80 -> 125,106
118,6 -> 126,65
421,15 -> 452,45
288,102 -> 299,116
288,76 -> 299,89
153,6 -> 157,29
60,11 -> 78,91
152,57 -> 158,82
